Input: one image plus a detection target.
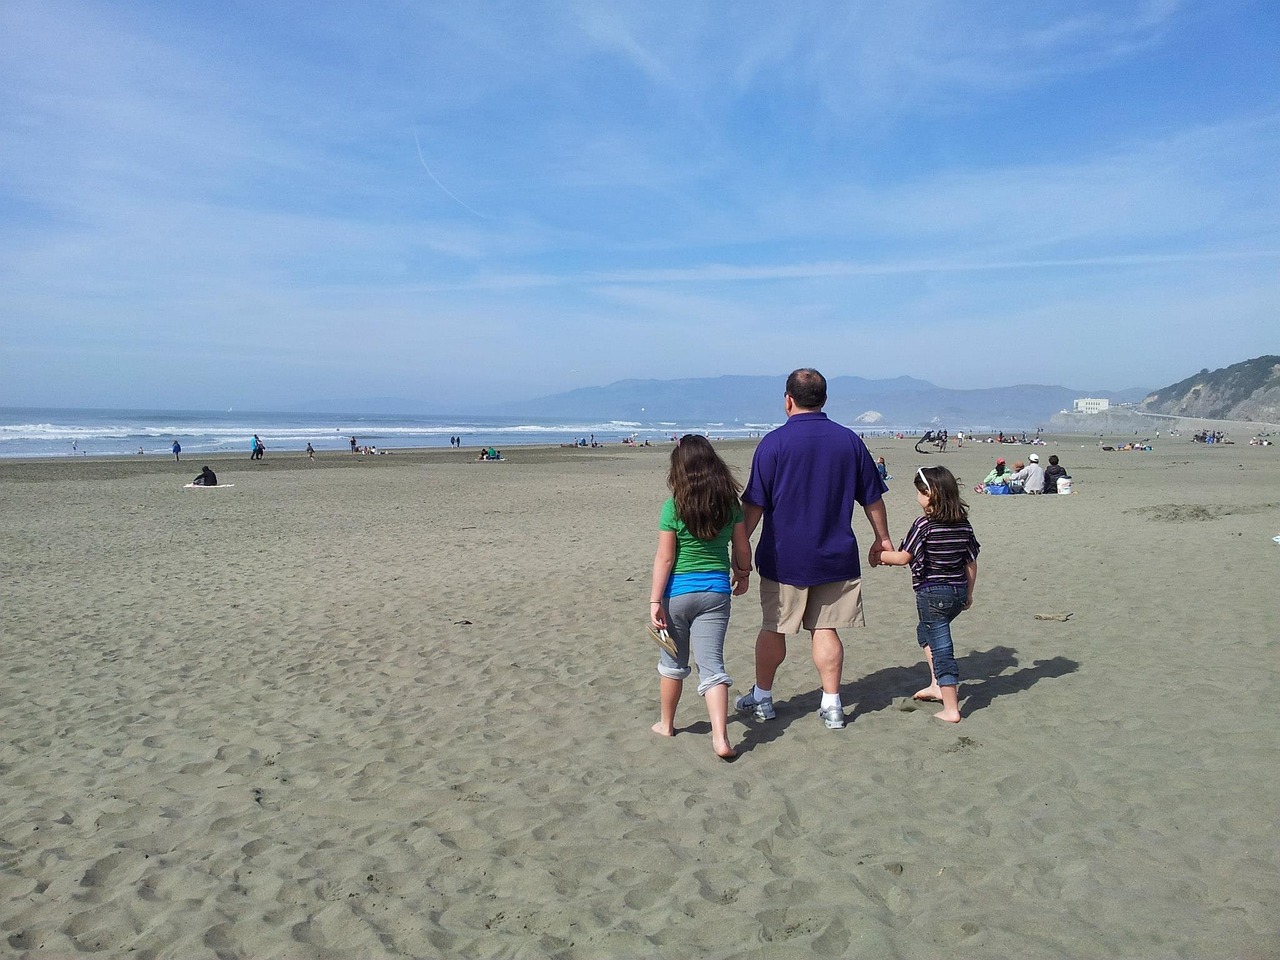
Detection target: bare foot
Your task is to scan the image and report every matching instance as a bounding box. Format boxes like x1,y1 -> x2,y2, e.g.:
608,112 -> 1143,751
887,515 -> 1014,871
913,685 -> 943,702
651,722 -> 675,737
712,737 -> 738,761
933,708 -> 962,723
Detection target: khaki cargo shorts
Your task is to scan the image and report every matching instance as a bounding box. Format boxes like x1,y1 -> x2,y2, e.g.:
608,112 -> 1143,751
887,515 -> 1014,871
759,576 -> 865,635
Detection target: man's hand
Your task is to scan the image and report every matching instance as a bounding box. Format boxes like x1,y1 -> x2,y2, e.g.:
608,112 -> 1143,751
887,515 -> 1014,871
869,536 -> 894,568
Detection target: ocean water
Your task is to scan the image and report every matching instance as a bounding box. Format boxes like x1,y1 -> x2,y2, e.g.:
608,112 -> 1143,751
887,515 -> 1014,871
0,407 -> 785,459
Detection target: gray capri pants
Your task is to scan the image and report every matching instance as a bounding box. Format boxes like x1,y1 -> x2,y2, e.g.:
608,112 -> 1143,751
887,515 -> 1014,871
657,591 -> 733,696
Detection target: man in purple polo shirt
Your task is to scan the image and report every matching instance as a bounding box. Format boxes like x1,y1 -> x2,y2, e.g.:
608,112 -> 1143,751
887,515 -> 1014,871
734,368 -> 893,729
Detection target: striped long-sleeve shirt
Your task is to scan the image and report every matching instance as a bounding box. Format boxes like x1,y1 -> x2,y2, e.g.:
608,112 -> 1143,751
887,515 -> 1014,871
899,516 -> 980,591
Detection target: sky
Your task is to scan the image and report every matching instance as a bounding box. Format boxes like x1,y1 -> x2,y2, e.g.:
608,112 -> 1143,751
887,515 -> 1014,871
2,1 -> 1278,411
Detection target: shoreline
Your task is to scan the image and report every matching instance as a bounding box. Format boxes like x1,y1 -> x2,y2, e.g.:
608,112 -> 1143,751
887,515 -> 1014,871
0,427 -> 1267,475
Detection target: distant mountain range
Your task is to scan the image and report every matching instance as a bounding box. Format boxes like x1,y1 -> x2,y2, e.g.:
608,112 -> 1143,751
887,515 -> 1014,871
1140,355 -> 1280,423
485,375 -> 1150,430
299,359 -> 1277,429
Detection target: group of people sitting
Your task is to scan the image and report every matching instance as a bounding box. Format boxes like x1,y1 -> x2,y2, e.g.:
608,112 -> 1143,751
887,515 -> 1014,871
476,447 -> 504,461
977,454 -> 1069,495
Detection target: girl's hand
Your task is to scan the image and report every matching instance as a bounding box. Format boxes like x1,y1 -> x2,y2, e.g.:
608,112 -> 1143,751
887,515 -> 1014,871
650,602 -> 667,629
732,574 -> 750,597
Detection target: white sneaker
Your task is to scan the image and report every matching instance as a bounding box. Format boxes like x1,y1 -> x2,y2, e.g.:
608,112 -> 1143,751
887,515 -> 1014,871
735,691 -> 776,720
818,705 -> 846,729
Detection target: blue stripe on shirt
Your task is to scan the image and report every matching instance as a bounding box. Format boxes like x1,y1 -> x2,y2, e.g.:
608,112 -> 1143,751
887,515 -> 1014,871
666,571 -> 732,598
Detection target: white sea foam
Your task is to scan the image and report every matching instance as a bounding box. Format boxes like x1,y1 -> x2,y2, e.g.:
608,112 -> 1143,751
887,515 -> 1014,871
0,408 -> 772,458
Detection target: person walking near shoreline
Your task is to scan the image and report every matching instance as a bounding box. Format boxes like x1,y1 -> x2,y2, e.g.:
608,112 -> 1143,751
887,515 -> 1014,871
735,368 -> 893,730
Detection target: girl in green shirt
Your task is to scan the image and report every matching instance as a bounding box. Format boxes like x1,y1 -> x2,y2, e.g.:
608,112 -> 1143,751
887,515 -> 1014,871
649,436 -> 752,760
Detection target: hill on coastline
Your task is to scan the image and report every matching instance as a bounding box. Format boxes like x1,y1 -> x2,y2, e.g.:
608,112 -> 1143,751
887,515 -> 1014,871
1140,355 -> 1280,422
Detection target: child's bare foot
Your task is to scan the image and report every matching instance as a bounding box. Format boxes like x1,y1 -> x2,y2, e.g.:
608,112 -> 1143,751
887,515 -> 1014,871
913,685 -> 942,702
935,685 -> 961,722
712,736 -> 738,761
651,721 -> 675,737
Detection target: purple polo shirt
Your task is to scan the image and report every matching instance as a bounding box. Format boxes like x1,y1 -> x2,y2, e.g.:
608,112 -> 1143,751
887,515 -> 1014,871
743,412 -> 887,587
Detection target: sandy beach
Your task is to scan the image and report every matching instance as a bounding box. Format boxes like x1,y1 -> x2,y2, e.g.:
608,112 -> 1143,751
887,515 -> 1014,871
1,436 -> 1277,959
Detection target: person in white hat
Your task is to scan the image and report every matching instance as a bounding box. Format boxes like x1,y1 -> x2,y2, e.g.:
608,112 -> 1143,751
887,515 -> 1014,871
1005,453 -> 1045,494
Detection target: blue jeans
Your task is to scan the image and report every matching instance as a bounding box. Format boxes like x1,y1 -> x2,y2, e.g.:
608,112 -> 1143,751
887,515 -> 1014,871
915,584 -> 967,687
658,591 -> 732,696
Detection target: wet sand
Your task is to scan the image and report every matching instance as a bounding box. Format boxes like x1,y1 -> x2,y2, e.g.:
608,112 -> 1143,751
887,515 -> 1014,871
1,436 -> 1277,958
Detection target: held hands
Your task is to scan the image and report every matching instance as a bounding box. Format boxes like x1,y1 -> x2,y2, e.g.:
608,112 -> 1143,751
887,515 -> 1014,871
731,564 -> 752,597
868,536 -> 894,568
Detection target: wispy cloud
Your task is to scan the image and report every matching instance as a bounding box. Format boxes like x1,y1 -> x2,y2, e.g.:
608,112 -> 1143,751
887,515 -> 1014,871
1,0 -> 1276,408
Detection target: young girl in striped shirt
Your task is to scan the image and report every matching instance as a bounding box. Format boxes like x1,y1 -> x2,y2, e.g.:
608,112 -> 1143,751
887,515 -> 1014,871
875,465 -> 980,723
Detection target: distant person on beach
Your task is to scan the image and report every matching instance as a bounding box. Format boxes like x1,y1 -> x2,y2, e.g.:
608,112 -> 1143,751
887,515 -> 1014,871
350,436 -> 358,453
876,457 -> 891,483
1042,455 -> 1068,493
192,465 -> 218,486
1006,454 -> 1045,494
874,465 -> 979,723
171,440 -> 181,462
649,435 -> 752,760
306,442 -> 315,461
981,458 -> 1009,485
977,458 -> 1011,493
735,368 -> 893,731
250,435 -> 265,460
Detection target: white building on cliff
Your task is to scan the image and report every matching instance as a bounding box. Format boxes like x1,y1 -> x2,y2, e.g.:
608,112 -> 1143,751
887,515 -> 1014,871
1072,397 -> 1110,414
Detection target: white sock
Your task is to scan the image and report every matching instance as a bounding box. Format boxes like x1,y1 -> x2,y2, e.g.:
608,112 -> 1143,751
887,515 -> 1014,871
754,685 -> 773,701
820,692 -> 842,710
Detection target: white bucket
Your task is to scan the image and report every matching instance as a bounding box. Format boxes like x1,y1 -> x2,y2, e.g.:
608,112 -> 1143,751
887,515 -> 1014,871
1057,477 -> 1073,495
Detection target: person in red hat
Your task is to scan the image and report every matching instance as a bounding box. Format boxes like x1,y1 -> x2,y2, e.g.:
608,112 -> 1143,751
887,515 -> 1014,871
979,458 -> 1010,489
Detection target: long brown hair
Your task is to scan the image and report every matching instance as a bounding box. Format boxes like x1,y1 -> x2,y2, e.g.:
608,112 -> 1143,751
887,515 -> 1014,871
913,465 -> 969,524
668,435 -> 741,541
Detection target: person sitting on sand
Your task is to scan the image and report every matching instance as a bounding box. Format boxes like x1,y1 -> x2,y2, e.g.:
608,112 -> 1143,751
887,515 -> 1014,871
192,465 -> 218,486
976,458 -> 1011,492
650,435 -> 752,760
1042,455 -> 1068,493
1005,454 -> 1045,494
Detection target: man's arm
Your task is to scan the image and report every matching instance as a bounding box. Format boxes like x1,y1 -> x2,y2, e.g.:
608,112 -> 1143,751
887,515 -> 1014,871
742,501 -> 764,539
863,498 -> 894,567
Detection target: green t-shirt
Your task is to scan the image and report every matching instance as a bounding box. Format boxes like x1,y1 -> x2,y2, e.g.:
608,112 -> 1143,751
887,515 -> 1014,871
659,497 -> 743,573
